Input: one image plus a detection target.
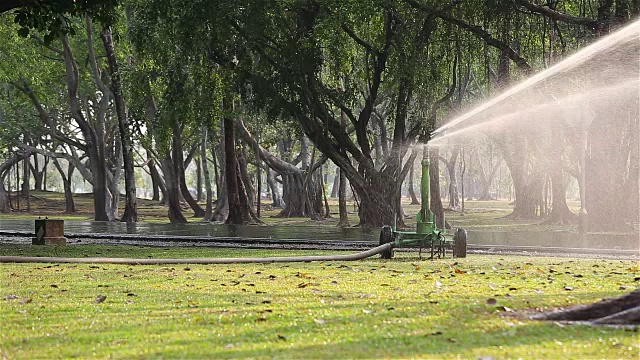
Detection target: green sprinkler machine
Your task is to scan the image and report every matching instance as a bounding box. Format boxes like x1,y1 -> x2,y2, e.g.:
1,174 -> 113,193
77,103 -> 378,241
378,146 -> 467,259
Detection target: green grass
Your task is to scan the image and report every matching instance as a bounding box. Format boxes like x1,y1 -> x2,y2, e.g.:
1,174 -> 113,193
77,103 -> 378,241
1,245 -> 639,359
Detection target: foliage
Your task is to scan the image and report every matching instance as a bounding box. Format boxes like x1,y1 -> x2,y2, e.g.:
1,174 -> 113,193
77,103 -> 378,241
11,0 -> 121,44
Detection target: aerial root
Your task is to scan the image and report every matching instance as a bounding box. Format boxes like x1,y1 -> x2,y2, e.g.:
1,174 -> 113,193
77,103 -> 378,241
532,289 -> 640,325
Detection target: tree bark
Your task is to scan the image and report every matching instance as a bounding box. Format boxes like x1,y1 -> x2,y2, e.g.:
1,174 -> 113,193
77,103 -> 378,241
162,151 -> 187,223
0,151 -> 30,213
52,158 -> 76,213
267,169 -> 284,207
224,115 -> 245,225
201,126 -> 213,221
62,32 -> 109,221
330,167 -> 339,198
533,288 -> 640,325
407,162 -> 420,205
429,148 -> 445,229
443,146 -> 461,210
236,118 -> 323,219
147,151 -> 165,202
100,26 -> 138,223
337,165 -> 350,227
22,157 -> 30,211
172,120 -> 205,217
196,155 -> 203,202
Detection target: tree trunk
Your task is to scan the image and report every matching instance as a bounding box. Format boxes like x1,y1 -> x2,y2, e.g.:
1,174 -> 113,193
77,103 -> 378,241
172,120 -> 205,217
585,108 -> 639,230
267,169 -> 284,207
196,155 -> 203,202
201,126 -> 213,221
337,165 -> 350,227
330,167 -> 339,198
236,118 -> 322,219
407,163 -> 420,205
147,151 -> 165,202
62,32 -> 109,221
237,146 -> 254,206
211,117 -> 229,222
30,154 -> 45,191
543,122 -> 578,225
0,151 -> 31,213
0,172 -> 9,213
429,148 -> 445,229
162,151 -> 187,223
22,157 -> 30,212
444,146 -> 461,210
52,158 -> 76,213
224,115 -> 245,225
106,139 -> 122,221
100,26 -> 137,223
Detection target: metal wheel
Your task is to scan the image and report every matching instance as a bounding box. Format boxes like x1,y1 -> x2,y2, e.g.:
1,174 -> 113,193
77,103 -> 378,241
453,228 -> 467,258
379,225 -> 394,259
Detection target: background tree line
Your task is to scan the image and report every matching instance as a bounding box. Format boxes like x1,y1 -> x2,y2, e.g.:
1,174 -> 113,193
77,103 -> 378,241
0,0 -> 637,231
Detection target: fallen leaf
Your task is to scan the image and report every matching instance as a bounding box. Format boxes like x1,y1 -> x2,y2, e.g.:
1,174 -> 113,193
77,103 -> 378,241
454,268 -> 466,274
94,295 -> 107,304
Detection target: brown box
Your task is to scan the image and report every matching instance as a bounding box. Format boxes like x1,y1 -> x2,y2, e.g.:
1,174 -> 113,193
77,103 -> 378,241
32,219 -> 67,245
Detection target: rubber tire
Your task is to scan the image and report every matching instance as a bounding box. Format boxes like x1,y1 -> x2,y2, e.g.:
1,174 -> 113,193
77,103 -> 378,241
453,228 -> 467,258
379,225 -> 394,259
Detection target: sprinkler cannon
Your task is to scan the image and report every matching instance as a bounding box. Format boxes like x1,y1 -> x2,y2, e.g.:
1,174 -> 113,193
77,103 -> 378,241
378,145 -> 467,259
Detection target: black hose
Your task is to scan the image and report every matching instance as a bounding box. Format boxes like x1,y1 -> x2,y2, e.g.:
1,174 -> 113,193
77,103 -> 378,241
0,243 -> 393,265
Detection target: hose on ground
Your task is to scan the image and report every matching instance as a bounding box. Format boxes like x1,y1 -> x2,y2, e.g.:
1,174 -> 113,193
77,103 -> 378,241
0,243 -> 393,265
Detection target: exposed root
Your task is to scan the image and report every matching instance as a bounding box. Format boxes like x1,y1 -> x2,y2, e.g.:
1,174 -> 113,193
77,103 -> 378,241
532,288 -> 640,325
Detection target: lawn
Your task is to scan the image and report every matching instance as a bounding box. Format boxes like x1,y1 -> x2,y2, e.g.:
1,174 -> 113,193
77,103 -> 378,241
1,245 -> 638,359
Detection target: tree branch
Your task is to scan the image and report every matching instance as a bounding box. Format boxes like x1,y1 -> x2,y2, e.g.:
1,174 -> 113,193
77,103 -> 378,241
514,0 -> 599,31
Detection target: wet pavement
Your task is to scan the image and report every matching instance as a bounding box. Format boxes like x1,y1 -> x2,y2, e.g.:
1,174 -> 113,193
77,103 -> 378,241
0,219 -> 638,258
